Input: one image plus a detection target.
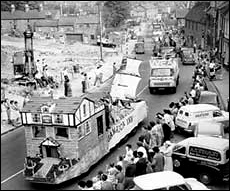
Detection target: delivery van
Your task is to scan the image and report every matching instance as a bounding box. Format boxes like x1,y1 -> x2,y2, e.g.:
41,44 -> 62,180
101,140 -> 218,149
149,57 -> 180,94
172,137 -> 229,185
175,104 -> 229,134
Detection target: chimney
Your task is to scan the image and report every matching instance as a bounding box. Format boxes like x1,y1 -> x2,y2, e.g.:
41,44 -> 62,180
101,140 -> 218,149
39,4 -> 43,12
11,4 -> 15,13
25,4 -> 29,12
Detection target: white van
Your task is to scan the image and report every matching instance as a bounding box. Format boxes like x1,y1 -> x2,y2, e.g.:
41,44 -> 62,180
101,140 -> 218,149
175,104 -> 229,134
149,57 -> 180,94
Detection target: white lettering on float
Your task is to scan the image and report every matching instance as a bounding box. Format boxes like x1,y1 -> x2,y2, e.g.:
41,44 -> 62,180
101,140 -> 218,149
108,116 -> 133,142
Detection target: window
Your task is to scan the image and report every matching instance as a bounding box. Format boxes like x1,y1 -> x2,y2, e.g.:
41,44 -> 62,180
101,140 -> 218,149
213,110 -> 222,117
173,145 -> 186,154
32,125 -> 45,138
196,23 -> 198,31
97,115 -> 103,136
185,112 -> 189,117
32,113 -> 41,123
85,121 -> 91,135
90,34 -> 95,40
54,114 -> 63,124
55,127 -> 69,139
41,106 -> 49,113
192,21 -> 194,30
169,184 -> 190,190
83,104 -> 86,117
78,125 -> 85,140
179,110 -> 183,115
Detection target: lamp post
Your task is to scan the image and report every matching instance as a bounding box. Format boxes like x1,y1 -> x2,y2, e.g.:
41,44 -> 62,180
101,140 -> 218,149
23,24 -> 35,79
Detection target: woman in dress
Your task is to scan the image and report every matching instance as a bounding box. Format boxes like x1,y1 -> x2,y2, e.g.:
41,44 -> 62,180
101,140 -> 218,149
162,141 -> 174,171
1,100 -> 8,122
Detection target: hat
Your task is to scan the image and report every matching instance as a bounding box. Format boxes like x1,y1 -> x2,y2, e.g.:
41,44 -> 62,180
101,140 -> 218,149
156,113 -> 164,120
165,141 -> 172,146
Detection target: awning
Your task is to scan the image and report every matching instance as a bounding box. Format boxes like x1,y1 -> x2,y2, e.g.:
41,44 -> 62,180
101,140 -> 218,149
110,73 -> 141,101
40,137 -> 60,147
123,58 -> 142,77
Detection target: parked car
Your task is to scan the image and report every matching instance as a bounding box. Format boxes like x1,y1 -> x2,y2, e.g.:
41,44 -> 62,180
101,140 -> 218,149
135,42 -> 145,54
132,171 -> 209,190
198,91 -> 221,109
175,104 -> 229,134
182,50 -> 196,65
172,137 -> 229,185
194,121 -> 227,138
137,36 -> 145,43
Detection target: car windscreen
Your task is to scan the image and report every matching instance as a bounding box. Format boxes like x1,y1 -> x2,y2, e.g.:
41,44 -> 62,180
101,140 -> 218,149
197,124 -> 222,136
151,68 -> 173,77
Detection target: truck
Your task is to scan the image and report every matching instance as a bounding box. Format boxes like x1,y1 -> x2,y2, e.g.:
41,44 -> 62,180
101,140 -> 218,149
21,58 -> 147,184
149,57 -> 180,94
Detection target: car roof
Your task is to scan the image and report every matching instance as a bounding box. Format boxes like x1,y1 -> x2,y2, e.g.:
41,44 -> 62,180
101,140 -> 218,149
178,137 -> 229,150
179,104 -> 219,112
133,171 -> 186,190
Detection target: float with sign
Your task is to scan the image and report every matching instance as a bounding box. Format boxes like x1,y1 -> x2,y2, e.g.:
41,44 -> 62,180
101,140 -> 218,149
21,58 -> 147,184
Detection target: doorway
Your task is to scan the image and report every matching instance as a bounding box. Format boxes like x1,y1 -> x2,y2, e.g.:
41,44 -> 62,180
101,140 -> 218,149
42,146 -> 59,158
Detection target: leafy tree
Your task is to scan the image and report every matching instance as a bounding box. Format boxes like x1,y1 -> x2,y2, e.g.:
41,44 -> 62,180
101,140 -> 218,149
102,1 -> 130,28
1,1 -> 43,11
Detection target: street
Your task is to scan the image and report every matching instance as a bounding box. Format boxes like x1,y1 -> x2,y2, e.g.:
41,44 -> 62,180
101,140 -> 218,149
1,21 -> 228,190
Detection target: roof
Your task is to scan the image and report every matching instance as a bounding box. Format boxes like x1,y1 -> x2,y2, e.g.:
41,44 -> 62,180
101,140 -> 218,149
178,137 -> 229,151
58,17 -> 76,26
133,171 -> 186,190
1,10 -> 46,20
163,19 -> 177,26
35,20 -> 58,27
199,91 -> 218,104
180,104 -> 219,112
75,16 -> 99,24
21,96 -> 89,114
175,9 -> 189,19
185,2 -> 210,23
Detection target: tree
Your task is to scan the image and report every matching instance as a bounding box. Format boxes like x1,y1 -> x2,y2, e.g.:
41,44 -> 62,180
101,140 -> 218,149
1,1 -> 43,11
102,1 -> 130,28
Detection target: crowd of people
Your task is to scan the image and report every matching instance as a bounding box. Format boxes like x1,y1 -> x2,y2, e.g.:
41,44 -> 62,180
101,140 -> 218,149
1,98 -> 21,126
76,44 -> 227,190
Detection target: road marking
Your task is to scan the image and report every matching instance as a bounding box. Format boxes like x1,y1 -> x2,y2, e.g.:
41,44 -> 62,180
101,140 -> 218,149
1,169 -> 24,184
137,85 -> 148,96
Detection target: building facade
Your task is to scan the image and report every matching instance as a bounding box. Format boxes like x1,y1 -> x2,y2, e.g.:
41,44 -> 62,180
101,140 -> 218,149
184,2 -> 211,48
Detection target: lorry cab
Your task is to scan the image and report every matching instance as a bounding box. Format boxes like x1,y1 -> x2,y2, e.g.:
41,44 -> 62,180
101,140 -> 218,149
172,137 -> 229,185
175,104 -> 229,134
149,57 -> 179,94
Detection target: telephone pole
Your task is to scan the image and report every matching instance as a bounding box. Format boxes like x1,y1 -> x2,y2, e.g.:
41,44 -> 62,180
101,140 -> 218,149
213,1 -> 217,48
98,3 -> 103,61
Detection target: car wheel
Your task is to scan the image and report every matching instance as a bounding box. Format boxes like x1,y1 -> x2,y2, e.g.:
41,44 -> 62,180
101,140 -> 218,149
149,87 -> 154,94
175,126 -> 182,134
198,172 -> 213,185
173,159 -> 181,168
176,77 -> 179,85
172,87 -> 176,93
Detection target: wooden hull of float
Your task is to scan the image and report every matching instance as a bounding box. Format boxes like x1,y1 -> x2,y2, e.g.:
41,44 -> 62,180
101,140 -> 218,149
23,101 -> 147,184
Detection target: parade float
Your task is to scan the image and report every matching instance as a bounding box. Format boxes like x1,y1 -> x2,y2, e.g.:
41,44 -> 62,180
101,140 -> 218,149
21,58 -> 147,184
